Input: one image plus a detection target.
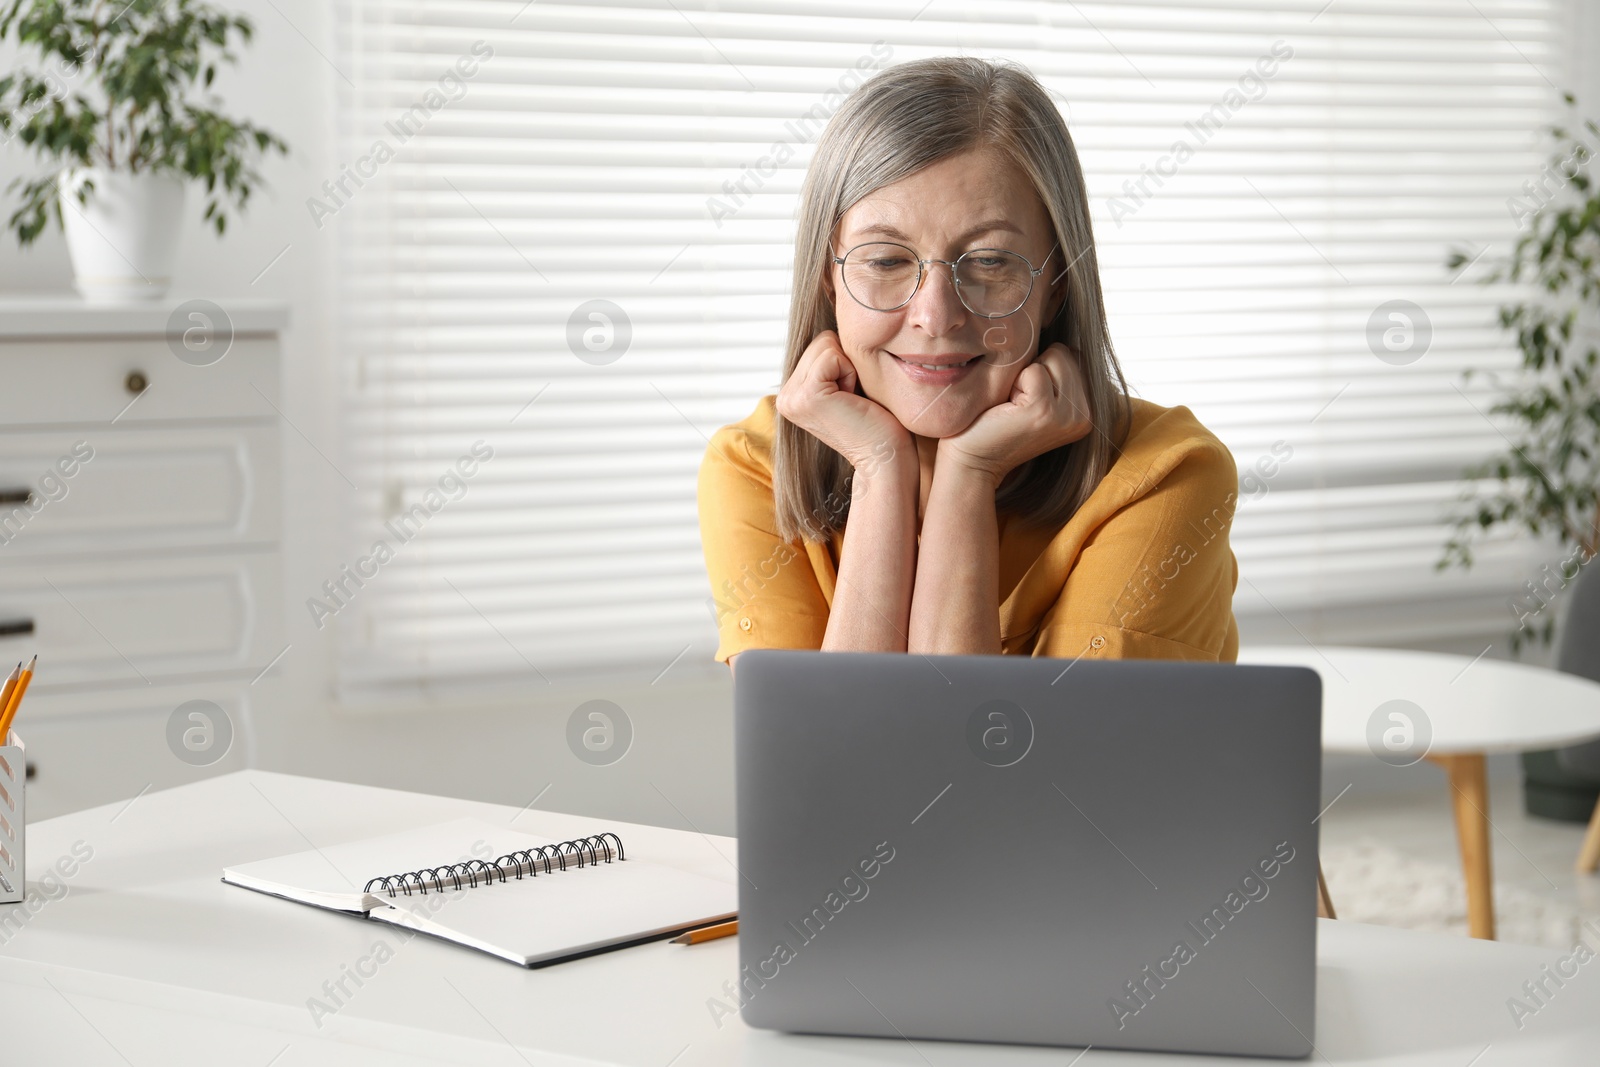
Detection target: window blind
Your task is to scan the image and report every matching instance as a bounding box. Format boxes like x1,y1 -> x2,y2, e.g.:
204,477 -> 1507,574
333,0 -> 1574,692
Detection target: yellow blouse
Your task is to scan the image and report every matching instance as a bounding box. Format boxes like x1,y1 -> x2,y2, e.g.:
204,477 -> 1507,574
697,394 -> 1240,664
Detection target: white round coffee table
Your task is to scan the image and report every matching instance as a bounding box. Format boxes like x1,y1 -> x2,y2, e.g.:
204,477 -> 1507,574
1237,644 -> 1600,939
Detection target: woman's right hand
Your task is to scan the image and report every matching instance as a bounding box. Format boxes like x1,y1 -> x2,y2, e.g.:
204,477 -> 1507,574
776,330 -> 911,473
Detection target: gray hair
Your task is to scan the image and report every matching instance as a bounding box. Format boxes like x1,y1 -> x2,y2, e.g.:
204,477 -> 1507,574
772,55 -> 1131,543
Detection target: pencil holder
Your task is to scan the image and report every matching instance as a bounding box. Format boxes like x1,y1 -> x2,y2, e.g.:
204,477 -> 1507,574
0,732 -> 22,905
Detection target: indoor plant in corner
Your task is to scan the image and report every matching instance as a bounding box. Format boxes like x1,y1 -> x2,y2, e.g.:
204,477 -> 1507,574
1440,100 -> 1600,821
0,0 -> 288,301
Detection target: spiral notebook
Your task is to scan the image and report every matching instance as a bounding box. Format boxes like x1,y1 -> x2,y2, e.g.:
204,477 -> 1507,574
221,817 -> 738,967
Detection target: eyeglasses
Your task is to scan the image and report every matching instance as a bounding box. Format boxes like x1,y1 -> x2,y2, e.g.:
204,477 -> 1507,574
832,240 -> 1056,319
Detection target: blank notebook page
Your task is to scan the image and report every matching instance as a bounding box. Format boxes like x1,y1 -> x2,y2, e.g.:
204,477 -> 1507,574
369,859 -> 738,966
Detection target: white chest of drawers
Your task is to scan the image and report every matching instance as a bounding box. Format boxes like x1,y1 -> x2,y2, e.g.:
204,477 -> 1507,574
0,297 -> 287,819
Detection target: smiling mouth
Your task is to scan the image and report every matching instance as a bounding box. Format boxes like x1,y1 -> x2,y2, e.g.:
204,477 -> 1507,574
890,354 -> 982,371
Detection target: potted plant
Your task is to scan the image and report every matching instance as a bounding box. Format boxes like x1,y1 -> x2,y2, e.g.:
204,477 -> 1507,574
1440,96 -> 1600,821
0,0 -> 288,301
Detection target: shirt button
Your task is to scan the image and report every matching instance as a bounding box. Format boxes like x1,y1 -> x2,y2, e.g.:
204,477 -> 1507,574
739,617 -> 753,632
1090,635 -> 1106,649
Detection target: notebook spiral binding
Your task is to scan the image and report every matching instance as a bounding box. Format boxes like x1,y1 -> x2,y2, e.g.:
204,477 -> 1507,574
362,832 -> 625,898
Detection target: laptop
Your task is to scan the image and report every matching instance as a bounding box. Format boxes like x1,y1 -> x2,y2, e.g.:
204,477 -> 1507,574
732,649 -> 1321,1058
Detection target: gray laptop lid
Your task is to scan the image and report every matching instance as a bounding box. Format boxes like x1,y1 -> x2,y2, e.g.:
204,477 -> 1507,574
733,650 -> 1321,1058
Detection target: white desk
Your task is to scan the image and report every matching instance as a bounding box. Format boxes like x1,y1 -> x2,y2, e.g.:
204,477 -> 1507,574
1240,644 -> 1600,941
0,771 -> 1596,1065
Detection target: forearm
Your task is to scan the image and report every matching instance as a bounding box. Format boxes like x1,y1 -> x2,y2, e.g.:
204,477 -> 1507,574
908,459 -> 1002,655
822,456 -> 918,653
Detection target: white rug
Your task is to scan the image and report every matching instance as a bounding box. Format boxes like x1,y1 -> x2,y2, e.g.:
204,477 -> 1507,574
1322,837 -> 1599,949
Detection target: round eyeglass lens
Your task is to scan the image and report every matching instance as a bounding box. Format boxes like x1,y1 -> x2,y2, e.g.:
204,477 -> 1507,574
953,249 -> 1033,317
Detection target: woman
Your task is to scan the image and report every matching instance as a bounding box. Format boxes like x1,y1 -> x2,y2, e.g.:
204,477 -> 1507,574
698,56 -> 1239,676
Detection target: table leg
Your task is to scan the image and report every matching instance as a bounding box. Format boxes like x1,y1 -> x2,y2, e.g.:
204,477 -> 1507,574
1426,752 -> 1495,940
1580,796 -> 1600,873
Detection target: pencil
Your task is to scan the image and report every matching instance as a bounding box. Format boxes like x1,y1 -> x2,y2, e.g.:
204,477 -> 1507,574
0,663 -> 18,743
0,655 -> 34,741
670,919 -> 737,945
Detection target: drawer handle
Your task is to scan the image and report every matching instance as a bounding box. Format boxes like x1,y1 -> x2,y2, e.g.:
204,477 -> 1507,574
125,370 -> 148,394
0,489 -> 31,506
0,618 -> 34,638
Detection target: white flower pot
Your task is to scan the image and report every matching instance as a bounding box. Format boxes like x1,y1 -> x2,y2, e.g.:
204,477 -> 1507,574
58,168 -> 186,302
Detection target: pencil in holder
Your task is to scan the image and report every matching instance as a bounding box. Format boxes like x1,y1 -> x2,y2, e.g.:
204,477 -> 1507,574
0,732 -> 21,905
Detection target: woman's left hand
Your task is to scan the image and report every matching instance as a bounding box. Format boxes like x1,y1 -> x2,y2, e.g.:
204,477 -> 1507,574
938,343 -> 1093,484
